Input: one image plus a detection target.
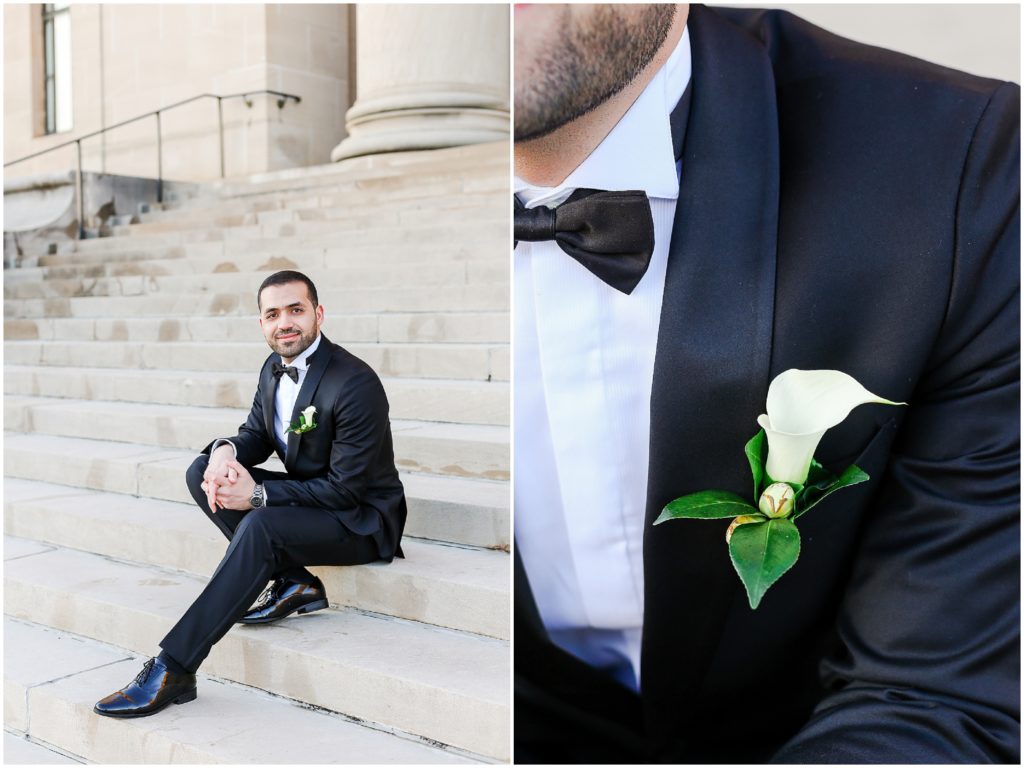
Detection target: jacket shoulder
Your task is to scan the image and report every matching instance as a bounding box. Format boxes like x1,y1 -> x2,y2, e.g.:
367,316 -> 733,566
710,6 -> 1016,108
320,338 -> 386,392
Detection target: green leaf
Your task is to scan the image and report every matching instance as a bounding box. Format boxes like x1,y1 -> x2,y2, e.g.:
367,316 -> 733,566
792,464 -> 869,519
728,518 -> 801,609
744,430 -> 767,501
655,490 -> 758,524
803,458 -> 833,488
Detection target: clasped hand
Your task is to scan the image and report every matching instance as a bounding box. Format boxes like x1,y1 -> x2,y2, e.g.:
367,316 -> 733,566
201,452 -> 256,511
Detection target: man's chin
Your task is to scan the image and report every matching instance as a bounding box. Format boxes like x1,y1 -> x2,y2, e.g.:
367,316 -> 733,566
270,337 -> 307,358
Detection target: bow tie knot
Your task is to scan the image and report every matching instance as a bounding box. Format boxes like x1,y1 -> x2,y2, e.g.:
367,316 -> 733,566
514,188 -> 655,295
515,204 -> 558,242
272,362 -> 299,383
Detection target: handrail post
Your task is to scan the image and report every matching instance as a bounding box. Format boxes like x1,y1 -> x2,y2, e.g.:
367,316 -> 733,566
155,110 -> 163,203
75,139 -> 85,239
217,96 -> 225,178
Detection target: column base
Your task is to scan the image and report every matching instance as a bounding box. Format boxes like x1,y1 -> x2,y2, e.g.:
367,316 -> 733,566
332,107 -> 508,161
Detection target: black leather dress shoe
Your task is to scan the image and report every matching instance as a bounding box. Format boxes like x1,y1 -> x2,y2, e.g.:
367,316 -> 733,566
238,576 -> 329,624
93,657 -> 197,718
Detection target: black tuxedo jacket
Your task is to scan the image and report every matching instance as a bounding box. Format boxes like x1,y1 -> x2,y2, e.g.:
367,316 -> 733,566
515,5 -> 1019,763
206,334 -> 407,561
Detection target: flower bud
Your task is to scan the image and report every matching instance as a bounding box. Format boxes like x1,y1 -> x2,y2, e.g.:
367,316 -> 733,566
726,515 -> 761,543
758,482 -> 795,519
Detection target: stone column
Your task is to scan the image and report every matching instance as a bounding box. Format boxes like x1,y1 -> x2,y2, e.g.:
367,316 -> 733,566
331,4 -> 508,161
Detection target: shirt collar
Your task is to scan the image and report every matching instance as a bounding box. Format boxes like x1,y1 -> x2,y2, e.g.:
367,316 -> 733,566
515,24 -> 692,209
285,333 -> 321,372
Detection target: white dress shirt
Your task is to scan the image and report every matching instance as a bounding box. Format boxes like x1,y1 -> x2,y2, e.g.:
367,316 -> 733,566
514,26 -> 692,691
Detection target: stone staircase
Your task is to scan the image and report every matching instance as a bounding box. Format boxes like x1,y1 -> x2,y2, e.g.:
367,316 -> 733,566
3,141 -> 510,763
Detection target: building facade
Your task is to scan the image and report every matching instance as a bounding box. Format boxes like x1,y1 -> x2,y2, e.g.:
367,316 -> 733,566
4,3 -> 510,181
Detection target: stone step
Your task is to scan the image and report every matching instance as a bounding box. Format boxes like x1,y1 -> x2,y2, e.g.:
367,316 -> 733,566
4,478 -> 509,639
4,338 -> 507,382
115,191 -> 507,238
5,311 -> 509,345
203,168 -> 504,216
3,435 -> 509,549
143,159 -> 503,215
27,237 -> 502,274
5,365 -> 509,424
5,397 -> 510,481
3,617 -> 486,763
4,260 -> 508,301
5,281 -> 509,318
3,731 -> 80,764
132,179 -> 506,238
38,233 -> 506,271
49,216 -> 504,259
209,141 -> 507,199
6,230 -> 505,283
4,541 -> 509,758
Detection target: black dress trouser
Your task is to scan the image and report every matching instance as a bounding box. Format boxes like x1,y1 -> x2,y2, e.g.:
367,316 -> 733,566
158,455 -> 380,673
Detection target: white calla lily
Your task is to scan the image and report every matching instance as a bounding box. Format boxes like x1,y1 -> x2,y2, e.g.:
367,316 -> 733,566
301,406 -> 317,424
756,369 -> 904,484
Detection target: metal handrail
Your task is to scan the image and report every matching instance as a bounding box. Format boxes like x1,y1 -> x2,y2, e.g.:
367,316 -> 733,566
4,90 -> 301,238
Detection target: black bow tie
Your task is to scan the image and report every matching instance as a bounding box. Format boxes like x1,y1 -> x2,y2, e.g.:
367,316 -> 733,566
272,362 -> 299,383
512,81 -> 693,296
514,189 -> 655,295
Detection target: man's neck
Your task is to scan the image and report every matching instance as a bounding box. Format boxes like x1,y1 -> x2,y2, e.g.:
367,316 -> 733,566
514,8 -> 688,188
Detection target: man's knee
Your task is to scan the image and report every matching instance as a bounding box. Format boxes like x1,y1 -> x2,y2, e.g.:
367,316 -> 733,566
235,506 -> 270,537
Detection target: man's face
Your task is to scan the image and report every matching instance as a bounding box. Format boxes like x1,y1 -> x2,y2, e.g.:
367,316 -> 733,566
258,281 -> 324,362
514,4 -> 678,142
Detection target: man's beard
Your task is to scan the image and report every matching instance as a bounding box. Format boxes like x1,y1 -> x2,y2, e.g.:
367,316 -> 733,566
514,5 -> 677,142
269,325 -> 318,360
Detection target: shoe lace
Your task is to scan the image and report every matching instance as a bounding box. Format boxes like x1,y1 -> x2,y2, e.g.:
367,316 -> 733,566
134,658 -> 156,686
255,580 -> 281,608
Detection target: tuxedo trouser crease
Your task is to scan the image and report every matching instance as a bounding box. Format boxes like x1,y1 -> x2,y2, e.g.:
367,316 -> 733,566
160,455 -> 379,672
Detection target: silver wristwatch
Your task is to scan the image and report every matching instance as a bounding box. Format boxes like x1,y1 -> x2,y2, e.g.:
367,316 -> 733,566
249,483 -> 266,509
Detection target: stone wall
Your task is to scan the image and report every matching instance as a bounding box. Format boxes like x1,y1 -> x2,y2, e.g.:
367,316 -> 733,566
4,4 -> 352,181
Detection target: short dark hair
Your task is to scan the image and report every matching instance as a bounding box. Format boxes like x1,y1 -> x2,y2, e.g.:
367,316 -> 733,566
257,270 -> 319,310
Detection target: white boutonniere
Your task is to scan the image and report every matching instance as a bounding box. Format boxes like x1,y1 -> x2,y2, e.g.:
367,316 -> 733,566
286,405 -> 318,435
655,369 -> 904,609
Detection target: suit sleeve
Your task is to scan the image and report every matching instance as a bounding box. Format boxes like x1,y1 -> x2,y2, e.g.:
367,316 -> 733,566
773,82 -> 1020,763
261,372 -> 390,511
202,365 -> 276,467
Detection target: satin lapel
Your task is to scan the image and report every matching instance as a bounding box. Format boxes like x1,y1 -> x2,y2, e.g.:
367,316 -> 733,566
642,4 -> 780,741
284,336 -> 332,471
262,361 -> 277,449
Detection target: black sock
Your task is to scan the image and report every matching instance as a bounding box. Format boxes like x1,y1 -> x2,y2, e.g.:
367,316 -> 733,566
278,568 -> 314,585
158,650 -> 190,676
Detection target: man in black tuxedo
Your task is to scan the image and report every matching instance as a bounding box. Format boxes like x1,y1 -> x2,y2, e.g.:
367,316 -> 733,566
95,270 -> 406,717
514,4 -> 1019,763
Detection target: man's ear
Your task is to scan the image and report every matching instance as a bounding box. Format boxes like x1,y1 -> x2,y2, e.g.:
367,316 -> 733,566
316,304 -> 325,324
